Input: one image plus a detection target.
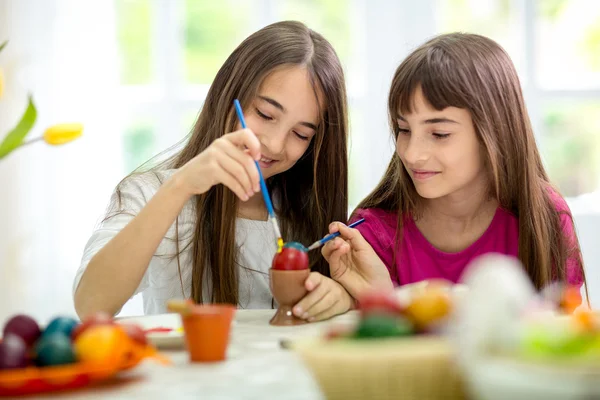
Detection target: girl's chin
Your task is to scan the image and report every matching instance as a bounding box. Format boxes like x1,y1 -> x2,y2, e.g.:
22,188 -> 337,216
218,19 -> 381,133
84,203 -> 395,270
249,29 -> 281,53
413,185 -> 448,200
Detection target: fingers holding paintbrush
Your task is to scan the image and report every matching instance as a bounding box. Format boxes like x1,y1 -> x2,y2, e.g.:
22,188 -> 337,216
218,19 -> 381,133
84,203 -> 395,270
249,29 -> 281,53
306,218 -> 366,251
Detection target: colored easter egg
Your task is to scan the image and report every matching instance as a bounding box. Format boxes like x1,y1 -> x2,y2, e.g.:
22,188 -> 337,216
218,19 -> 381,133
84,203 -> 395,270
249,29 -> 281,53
283,242 -> 307,252
355,314 -> 413,339
43,316 -> 79,339
404,287 -> 451,330
3,314 -> 41,347
34,334 -> 76,366
572,308 -> 599,333
71,311 -> 114,340
272,242 -> 309,271
74,325 -> 129,366
358,291 -> 403,317
0,334 -> 29,370
561,285 -> 582,314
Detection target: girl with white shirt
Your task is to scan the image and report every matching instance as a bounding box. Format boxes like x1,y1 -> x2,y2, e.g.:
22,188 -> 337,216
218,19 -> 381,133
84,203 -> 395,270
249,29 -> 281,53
73,21 -> 353,320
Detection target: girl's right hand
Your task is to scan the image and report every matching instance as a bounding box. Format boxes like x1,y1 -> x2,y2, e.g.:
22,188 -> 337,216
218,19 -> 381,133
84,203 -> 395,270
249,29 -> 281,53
322,222 -> 394,299
173,128 -> 262,201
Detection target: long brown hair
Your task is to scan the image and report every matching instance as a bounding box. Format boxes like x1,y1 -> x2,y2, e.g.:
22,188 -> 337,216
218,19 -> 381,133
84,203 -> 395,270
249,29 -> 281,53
356,33 -> 586,291
111,21 -> 348,305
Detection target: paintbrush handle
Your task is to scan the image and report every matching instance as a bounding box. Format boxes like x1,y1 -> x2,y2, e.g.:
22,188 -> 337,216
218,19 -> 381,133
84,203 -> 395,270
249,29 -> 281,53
308,218 -> 366,251
234,99 -> 277,219
256,161 -> 276,217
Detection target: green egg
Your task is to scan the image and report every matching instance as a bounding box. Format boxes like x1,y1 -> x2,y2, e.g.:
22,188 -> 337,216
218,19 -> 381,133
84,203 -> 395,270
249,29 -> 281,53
43,316 -> 79,338
354,314 -> 414,339
34,334 -> 76,366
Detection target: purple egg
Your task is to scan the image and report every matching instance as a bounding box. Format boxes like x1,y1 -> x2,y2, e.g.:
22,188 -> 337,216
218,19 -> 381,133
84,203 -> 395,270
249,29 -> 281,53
0,334 -> 29,370
3,314 -> 41,347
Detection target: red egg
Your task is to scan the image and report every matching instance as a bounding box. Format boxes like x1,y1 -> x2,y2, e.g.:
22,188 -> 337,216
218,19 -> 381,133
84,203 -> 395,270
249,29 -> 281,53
272,242 -> 309,271
71,311 -> 114,340
3,314 -> 41,347
358,291 -> 403,316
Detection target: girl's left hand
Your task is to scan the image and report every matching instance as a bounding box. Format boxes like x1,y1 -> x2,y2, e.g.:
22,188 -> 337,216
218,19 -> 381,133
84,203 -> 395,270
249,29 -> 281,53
292,272 -> 355,322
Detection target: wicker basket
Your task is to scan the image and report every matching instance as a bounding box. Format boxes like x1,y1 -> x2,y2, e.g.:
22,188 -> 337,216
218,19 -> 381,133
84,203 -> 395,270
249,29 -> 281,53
293,336 -> 467,400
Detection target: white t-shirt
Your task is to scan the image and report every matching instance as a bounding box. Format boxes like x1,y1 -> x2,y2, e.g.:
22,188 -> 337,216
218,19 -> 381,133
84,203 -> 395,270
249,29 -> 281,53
73,170 -> 278,315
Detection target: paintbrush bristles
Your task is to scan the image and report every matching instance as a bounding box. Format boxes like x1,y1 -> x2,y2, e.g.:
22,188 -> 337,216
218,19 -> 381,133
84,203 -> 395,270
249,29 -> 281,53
307,241 -> 321,251
270,217 -> 282,240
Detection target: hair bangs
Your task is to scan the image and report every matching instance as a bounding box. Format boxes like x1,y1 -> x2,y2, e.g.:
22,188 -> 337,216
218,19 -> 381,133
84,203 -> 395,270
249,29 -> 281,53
390,46 -> 472,126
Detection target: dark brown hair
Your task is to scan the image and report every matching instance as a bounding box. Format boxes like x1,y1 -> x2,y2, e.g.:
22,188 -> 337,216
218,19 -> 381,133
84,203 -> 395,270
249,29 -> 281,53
356,33 -> 586,292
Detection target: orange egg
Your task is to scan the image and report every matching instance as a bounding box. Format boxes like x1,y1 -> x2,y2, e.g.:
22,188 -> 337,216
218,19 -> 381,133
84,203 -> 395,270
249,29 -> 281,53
572,308 -> 599,333
561,286 -> 582,314
404,288 -> 452,329
74,325 -> 130,367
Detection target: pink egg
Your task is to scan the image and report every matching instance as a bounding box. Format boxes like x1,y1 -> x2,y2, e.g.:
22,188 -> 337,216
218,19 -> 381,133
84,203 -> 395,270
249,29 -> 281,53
0,334 -> 29,370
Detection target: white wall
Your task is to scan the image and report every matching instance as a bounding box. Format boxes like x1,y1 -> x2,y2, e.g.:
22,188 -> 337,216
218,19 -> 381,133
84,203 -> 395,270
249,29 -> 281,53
0,0 -> 121,325
573,213 -> 600,308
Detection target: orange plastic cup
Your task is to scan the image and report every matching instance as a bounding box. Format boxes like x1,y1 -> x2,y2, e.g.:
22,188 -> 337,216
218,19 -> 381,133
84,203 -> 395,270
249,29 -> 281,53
180,304 -> 236,362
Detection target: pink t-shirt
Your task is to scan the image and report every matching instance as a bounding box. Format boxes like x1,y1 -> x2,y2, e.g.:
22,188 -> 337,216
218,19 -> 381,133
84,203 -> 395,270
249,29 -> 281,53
351,193 -> 584,288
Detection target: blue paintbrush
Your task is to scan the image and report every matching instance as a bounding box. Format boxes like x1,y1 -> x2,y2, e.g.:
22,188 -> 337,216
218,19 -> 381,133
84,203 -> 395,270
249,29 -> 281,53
233,99 -> 283,249
307,218 -> 366,251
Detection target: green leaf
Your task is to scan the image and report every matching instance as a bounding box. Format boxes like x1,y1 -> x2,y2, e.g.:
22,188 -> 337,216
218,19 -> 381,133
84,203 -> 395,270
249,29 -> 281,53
0,40 -> 7,53
0,96 -> 37,159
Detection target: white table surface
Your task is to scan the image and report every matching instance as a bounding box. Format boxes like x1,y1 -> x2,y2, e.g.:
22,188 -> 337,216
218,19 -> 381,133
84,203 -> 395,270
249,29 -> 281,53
27,310 -> 360,400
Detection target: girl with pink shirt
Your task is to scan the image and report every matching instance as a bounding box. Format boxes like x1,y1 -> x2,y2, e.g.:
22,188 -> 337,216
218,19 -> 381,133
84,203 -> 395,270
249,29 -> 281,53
318,33 -> 588,306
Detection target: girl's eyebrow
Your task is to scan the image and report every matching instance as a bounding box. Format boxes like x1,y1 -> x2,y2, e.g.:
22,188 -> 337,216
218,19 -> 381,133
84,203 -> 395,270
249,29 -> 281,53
258,95 -> 318,131
259,95 -> 285,111
397,114 -> 459,125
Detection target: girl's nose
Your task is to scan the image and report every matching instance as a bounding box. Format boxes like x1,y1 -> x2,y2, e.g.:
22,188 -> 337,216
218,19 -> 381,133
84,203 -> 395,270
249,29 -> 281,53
401,135 -> 429,165
259,128 -> 287,155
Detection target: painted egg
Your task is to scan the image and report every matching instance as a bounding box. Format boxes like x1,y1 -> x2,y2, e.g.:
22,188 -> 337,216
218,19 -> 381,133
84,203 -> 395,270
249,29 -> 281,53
404,287 -> 452,330
282,241 -> 307,252
0,334 -> 29,370
34,334 -> 76,366
358,290 -> 403,316
272,241 -> 309,271
74,325 -> 130,366
43,316 -> 79,339
71,311 -> 114,340
355,314 -> 413,339
3,314 -> 41,347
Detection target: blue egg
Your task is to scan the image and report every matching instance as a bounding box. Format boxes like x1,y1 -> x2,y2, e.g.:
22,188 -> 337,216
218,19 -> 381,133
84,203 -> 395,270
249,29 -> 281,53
43,316 -> 79,338
283,241 -> 308,252
34,334 -> 76,366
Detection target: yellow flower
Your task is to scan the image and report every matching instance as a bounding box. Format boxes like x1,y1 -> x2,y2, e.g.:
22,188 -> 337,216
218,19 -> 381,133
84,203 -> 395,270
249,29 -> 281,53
43,123 -> 83,145
0,67 -> 4,99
